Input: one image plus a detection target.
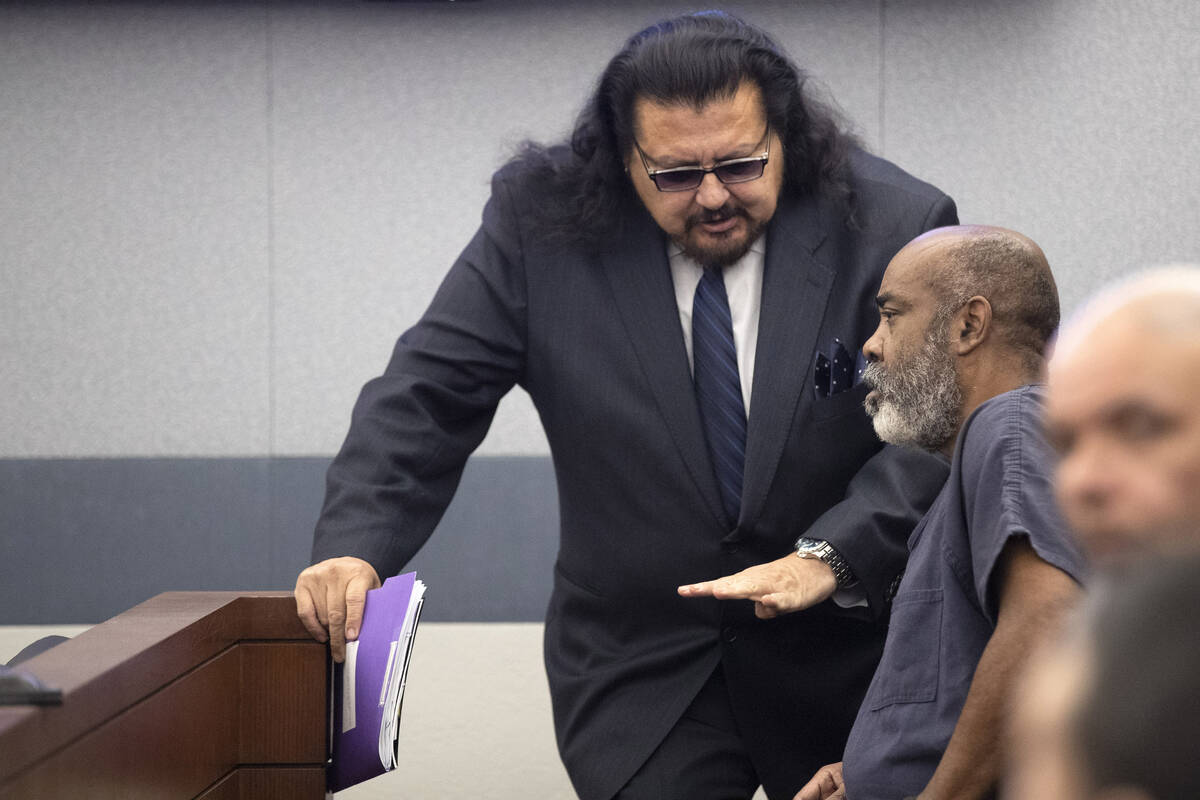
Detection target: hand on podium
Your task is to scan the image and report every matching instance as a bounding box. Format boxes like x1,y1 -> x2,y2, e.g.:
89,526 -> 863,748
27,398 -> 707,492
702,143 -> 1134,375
294,556 -> 381,662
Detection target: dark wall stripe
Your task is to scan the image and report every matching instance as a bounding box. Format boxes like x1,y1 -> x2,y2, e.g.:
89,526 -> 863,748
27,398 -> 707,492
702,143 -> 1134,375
0,456 -> 559,624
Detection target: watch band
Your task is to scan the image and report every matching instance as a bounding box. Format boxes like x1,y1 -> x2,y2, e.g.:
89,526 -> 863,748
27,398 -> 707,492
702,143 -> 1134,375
795,537 -> 857,589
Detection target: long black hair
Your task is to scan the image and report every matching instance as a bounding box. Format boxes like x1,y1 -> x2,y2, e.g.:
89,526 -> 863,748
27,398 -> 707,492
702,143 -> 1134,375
513,11 -> 858,247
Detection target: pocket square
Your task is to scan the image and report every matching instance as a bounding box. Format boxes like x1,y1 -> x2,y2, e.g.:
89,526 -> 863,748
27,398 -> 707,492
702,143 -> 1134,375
814,338 -> 866,399
814,352 -> 832,399
830,338 -> 855,395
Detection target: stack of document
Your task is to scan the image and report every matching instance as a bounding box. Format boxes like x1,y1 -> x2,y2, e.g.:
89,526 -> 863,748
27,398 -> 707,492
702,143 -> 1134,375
328,571 -> 426,793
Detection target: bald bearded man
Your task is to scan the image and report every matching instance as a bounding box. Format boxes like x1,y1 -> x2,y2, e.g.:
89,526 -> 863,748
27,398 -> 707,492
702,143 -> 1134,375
687,226 -> 1085,799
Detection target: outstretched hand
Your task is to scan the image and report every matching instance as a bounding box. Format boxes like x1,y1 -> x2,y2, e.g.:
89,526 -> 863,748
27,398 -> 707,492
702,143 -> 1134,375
677,552 -> 838,618
294,556 -> 381,662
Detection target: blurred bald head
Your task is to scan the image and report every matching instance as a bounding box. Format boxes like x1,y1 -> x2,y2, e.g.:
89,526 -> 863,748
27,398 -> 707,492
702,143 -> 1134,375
1046,265 -> 1200,564
1006,552 -> 1200,800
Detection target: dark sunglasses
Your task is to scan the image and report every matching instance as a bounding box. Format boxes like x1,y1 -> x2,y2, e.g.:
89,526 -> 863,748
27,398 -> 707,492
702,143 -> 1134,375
635,127 -> 771,192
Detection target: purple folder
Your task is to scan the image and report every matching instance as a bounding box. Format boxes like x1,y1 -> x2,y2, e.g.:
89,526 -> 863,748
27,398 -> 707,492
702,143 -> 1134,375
328,571 -> 426,793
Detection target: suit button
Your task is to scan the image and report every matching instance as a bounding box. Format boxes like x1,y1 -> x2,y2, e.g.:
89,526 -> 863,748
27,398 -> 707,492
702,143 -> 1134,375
723,626 -> 738,643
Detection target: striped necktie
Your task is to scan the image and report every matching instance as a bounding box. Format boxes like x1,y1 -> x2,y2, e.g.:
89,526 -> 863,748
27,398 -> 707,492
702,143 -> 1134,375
692,268 -> 747,526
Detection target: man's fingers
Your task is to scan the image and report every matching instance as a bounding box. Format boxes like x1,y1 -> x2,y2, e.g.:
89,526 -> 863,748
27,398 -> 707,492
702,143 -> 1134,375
711,575 -> 761,600
754,591 -> 807,618
793,764 -> 844,800
679,573 -> 765,600
822,764 -> 846,800
326,582 -> 348,663
677,577 -> 753,598
793,773 -> 826,800
754,590 -> 805,619
293,557 -> 381,659
677,579 -> 718,597
343,573 -> 377,642
293,583 -> 329,643
753,600 -> 780,620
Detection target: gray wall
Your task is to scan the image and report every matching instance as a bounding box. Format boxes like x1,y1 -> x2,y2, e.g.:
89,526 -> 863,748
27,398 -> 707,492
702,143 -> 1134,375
3,1 -> 1199,622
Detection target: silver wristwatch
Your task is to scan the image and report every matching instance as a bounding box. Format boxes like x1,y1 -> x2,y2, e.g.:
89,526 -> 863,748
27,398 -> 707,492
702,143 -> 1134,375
795,537 -> 857,589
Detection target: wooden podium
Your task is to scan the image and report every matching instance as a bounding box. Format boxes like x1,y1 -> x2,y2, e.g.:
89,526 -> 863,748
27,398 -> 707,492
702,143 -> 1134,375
0,593 -> 328,799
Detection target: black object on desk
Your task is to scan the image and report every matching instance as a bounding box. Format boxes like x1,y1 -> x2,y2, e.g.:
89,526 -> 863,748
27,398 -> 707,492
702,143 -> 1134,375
0,665 -> 63,706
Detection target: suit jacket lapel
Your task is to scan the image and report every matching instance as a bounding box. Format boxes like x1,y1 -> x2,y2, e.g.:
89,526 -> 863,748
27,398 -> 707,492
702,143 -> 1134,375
601,210 -> 728,529
740,193 -> 837,529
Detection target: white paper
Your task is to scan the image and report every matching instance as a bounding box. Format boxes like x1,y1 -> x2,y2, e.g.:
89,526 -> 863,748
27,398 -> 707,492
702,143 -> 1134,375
341,640 -> 359,734
378,580 -> 426,768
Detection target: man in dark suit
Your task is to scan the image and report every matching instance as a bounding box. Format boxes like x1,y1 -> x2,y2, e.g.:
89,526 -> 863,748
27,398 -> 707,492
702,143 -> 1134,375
295,12 -> 956,800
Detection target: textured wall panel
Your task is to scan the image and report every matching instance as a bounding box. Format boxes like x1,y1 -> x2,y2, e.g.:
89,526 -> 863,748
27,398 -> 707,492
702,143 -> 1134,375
0,2 -> 883,459
268,0 -> 882,456
0,4 -> 273,456
881,0 -> 1200,312
5,2 -> 1196,458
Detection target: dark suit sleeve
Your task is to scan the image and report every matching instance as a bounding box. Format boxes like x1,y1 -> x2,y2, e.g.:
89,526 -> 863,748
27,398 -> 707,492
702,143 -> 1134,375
803,192 -> 958,616
310,171 -> 529,578
804,445 -> 949,615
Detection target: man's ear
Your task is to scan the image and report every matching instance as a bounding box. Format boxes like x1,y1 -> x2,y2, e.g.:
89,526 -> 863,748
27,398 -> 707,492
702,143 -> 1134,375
950,296 -> 992,355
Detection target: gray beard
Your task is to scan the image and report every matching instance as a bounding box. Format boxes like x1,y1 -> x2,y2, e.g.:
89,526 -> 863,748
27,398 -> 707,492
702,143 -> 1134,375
863,328 -> 962,453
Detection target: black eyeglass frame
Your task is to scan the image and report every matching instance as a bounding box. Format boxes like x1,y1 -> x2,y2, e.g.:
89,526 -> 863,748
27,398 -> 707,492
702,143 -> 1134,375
634,126 -> 772,193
